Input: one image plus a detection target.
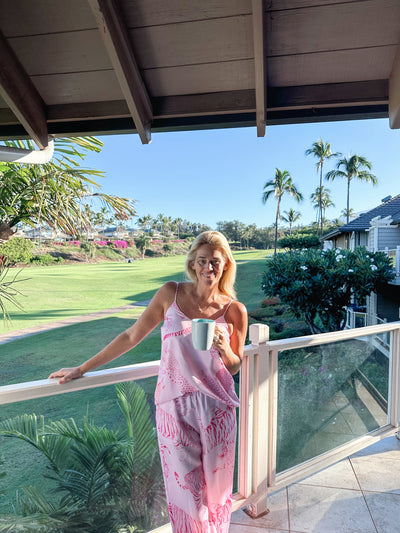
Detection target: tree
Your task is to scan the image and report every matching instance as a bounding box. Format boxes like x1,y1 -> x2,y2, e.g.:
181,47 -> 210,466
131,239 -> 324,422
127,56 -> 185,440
340,207 -> 356,222
0,137 -> 136,242
310,186 -> 334,235
262,247 -> 394,334
325,155 -> 377,224
281,208 -> 301,234
262,169 -> 303,255
305,140 -> 340,238
0,382 -> 166,532
135,233 -> 151,259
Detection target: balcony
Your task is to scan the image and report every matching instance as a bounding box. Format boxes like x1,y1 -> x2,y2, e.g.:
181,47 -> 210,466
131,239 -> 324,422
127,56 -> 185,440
1,322 -> 400,532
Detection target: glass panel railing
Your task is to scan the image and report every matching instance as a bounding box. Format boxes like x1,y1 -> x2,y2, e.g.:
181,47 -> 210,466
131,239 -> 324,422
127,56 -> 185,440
0,378 -> 168,532
276,331 -> 390,473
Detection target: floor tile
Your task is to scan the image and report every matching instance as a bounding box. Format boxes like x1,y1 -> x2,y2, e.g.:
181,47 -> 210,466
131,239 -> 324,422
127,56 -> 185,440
364,491 -> 400,533
350,435 -> 400,459
298,458 -> 359,490
230,488 -> 289,531
288,484 -> 376,533
350,454 -> 400,494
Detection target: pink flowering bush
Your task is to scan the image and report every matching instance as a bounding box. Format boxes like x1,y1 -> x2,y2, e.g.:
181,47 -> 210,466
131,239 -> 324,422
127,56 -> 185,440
94,240 -> 110,247
114,240 -> 128,249
69,241 -> 81,246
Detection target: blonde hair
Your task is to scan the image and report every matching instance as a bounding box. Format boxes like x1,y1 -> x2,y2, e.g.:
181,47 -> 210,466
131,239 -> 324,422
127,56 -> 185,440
185,231 -> 237,299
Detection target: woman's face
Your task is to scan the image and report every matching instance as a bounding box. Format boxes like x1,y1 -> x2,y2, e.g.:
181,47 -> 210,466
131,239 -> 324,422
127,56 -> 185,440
191,244 -> 227,286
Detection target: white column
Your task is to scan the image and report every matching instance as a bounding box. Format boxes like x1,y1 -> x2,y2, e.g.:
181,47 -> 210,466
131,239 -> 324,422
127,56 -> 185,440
245,324 -> 271,518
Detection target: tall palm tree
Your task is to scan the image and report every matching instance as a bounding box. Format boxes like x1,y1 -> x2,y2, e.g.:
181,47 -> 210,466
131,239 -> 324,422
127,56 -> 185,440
340,207 -> 356,222
305,139 -> 340,238
325,155 -> 377,223
310,186 -> 335,235
281,208 -> 301,234
262,168 -> 303,254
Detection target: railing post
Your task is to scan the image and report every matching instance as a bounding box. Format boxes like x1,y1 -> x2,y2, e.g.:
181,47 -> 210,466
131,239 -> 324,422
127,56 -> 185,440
390,328 -> 400,433
245,323 -> 270,518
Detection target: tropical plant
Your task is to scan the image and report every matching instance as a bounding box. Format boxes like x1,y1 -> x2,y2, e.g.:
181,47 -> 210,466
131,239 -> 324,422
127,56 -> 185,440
310,186 -> 335,235
325,155 -> 377,224
262,168 -> 303,255
281,208 -> 301,234
340,207 -> 356,222
305,139 -> 340,238
0,137 -> 136,242
0,382 -> 167,532
135,234 -> 151,259
0,258 -> 27,321
262,247 -> 394,333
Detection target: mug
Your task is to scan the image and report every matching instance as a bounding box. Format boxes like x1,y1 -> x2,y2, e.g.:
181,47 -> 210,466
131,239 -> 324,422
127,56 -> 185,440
191,318 -> 215,351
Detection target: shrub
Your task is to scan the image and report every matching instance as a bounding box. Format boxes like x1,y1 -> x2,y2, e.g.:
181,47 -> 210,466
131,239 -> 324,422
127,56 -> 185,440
114,240 -> 128,249
163,243 -> 174,253
0,237 -> 34,265
80,242 -> 96,259
278,234 -> 321,250
261,297 -> 280,307
262,247 -> 394,333
30,253 -> 63,266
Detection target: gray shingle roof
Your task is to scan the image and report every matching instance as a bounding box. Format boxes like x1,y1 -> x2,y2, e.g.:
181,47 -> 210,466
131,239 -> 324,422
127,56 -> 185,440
323,195 -> 400,240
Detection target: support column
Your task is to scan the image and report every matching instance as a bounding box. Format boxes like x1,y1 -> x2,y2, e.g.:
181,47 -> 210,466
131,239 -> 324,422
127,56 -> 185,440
245,323 -> 271,518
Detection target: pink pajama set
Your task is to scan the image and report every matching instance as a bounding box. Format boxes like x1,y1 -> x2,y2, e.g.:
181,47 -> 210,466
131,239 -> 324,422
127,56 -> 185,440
155,283 -> 239,532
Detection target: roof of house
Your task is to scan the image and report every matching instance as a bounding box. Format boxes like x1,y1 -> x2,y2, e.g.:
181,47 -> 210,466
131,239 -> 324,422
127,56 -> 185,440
322,194 -> 400,240
1,0 -> 400,146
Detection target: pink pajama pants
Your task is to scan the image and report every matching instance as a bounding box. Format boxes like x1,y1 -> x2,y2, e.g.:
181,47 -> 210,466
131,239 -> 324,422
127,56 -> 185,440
156,392 -> 237,533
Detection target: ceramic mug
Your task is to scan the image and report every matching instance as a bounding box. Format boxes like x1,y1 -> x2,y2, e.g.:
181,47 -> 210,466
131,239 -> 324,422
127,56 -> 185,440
191,318 -> 215,351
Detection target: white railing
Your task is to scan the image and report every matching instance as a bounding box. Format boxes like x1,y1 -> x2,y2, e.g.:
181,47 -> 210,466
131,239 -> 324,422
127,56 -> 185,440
1,322 -> 400,524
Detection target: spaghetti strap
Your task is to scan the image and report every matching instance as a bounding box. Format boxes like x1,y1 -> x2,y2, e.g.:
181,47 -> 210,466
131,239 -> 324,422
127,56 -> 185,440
222,299 -> 233,317
174,281 -> 179,302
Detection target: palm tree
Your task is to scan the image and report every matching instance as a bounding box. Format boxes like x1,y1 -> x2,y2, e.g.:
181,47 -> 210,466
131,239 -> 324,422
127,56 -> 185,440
326,155 -> 377,224
305,139 -> 340,238
0,137 -> 136,242
135,233 -> 151,259
262,168 -> 303,254
340,207 -> 356,222
0,383 -> 166,532
281,208 -> 301,234
310,186 -> 335,235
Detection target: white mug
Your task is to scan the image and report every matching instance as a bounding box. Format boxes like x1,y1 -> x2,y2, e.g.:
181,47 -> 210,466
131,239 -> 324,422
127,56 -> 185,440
191,318 -> 215,351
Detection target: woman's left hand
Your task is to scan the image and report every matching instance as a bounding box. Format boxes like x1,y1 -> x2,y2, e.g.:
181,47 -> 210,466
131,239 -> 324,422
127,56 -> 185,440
213,325 -> 227,353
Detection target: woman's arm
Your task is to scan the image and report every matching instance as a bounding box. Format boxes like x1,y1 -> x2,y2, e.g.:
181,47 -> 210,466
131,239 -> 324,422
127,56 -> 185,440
49,281 -> 176,384
213,301 -> 248,375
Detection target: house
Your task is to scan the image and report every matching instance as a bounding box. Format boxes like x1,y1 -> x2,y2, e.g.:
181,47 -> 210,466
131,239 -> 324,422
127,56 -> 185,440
322,195 -> 400,327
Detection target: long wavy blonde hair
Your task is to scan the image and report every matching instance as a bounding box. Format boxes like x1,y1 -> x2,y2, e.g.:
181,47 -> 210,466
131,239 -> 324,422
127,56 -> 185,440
185,231 -> 237,299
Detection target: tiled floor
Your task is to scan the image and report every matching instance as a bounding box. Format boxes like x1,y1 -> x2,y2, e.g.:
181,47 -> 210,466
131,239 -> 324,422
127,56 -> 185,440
230,434 -> 400,533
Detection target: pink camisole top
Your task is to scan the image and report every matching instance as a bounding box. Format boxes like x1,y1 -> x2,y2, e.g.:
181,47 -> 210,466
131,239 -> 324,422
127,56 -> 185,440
154,283 -> 240,408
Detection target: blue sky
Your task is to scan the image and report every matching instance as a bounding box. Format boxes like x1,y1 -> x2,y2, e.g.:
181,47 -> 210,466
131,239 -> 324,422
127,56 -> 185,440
82,118 -> 400,230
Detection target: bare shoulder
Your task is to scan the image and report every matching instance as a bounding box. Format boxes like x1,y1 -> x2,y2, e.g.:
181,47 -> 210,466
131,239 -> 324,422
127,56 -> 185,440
226,300 -> 247,323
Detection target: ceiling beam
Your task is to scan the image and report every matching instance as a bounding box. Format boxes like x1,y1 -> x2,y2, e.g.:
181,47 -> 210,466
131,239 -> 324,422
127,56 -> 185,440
251,0 -> 266,137
88,0 -> 153,144
389,44 -> 400,129
0,30 -> 48,149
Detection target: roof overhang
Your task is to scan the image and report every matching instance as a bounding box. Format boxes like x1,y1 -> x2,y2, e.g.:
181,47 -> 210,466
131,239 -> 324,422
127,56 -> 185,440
0,0 -> 399,146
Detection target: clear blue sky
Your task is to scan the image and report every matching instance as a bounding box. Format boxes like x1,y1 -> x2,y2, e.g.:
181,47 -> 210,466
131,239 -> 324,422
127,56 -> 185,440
82,118 -> 400,230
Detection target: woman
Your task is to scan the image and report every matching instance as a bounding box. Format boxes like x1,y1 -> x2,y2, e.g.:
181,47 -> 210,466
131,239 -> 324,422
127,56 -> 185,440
50,231 -> 248,532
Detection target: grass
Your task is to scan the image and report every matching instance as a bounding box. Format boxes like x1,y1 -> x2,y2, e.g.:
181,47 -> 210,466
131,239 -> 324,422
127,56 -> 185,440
2,250 -> 270,333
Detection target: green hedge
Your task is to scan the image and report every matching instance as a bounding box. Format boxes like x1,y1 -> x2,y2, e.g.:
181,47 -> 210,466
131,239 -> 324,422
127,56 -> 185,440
0,237 -> 34,264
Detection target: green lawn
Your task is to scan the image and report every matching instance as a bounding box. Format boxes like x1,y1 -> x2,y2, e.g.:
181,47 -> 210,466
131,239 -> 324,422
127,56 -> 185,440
3,250 -> 270,333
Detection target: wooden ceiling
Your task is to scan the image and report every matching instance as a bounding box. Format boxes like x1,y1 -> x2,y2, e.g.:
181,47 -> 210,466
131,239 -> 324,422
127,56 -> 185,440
1,0 -> 400,147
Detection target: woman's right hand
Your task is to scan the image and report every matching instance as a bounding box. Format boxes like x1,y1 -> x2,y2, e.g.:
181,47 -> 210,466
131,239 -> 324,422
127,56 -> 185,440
48,367 -> 83,384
